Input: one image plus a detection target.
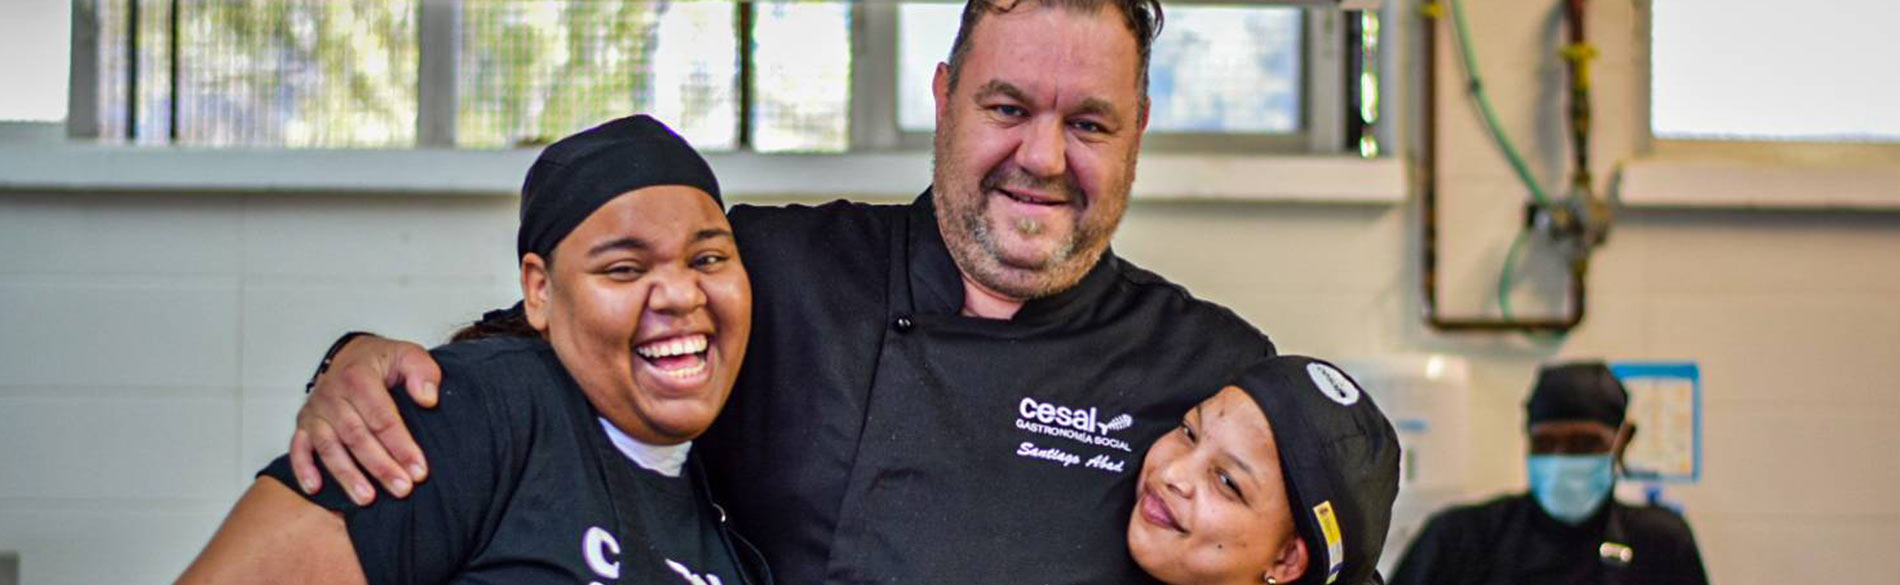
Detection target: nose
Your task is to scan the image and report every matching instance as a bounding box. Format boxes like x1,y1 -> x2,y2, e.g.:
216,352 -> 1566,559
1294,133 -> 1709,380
1014,116 -> 1067,180
1157,455 -> 1195,499
645,266 -> 707,317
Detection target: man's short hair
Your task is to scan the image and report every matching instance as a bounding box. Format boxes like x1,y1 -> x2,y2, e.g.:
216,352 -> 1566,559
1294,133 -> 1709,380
943,0 -> 1165,106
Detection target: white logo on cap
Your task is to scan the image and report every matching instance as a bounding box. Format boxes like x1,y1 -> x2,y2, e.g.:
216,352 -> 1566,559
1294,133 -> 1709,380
1307,363 -> 1361,406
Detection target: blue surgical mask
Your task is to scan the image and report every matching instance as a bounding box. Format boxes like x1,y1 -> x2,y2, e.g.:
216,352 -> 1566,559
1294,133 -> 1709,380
1527,454 -> 1614,525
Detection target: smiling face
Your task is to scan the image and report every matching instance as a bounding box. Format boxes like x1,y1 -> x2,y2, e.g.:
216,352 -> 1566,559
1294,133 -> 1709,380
522,185 -> 751,445
1129,386 -> 1308,585
930,2 -> 1147,300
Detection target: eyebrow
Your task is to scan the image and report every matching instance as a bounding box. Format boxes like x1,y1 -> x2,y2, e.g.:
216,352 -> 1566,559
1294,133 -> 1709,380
974,80 -> 1031,105
692,228 -> 735,243
1225,449 -> 1258,480
587,237 -> 650,257
1073,97 -> 1122,123
585,228 -> 734,258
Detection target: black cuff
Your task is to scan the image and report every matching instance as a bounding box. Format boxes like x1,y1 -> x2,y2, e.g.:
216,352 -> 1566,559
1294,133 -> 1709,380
305,331 -> 374,394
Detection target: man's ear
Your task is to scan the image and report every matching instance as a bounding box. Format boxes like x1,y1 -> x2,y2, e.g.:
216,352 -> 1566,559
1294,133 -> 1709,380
1137,96 -> 1151,133
1613,423 -> 1637,468
933,62 -> 952,122
521,253 -> 553,333
1265,534 -> 1309,584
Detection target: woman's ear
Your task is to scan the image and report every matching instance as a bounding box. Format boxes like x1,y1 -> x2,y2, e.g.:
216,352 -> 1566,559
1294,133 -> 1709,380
1265,534 -> 1309,584
521,253 -> 553,333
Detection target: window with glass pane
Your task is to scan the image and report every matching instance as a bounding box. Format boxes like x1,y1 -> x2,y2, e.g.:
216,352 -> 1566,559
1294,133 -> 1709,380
1148,6 -> 1302,133
457,0 -> 737,149
97,0 -> 418,147
89,0 -> 850,152
0,1 -> 70,122
751,0 -> 851,153
1651,0 -> 1900,142
897,3 -> 1302,134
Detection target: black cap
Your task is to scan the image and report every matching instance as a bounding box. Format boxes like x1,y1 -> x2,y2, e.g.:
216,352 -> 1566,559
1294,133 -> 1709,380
1232,356 -> 1400,585
516,114 -> 722,261
1525,361 -> 1628,428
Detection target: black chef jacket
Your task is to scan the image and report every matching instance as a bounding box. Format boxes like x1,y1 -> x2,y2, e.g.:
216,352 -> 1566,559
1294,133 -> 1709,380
261,337 -> 751,585
1389,494 -> 1710,585
699,192 -> 1276,585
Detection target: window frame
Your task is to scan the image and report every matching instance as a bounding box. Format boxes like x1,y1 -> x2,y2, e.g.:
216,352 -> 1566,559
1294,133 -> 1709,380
1634,0 -> 1900,160
867,1 -> 1353,154
1625,0 -> 1900,209
67,0 -> 1370,155
37,0 -> 1406,204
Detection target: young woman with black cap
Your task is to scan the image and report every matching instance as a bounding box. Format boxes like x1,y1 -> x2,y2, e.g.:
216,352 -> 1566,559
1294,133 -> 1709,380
174,115 -> 762,585
1129,355 -> 1402,585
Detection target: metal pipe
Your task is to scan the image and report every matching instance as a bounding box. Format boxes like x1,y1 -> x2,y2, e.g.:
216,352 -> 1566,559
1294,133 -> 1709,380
1345,12 -> 1365,151
1420,0 -> 1586,333
1564,0 -> 1591,192
736,0 -> 756,150
168,0 -> 179,143
127,0 -> 140,140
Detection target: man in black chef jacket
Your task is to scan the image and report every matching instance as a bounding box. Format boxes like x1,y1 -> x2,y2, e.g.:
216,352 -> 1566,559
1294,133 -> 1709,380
289,1 -> 1277,584
1389,362 -> 1710,585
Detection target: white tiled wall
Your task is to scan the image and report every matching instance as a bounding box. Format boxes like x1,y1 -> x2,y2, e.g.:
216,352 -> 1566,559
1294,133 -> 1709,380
2,1 -> 1898,584
0,192 -> 521,585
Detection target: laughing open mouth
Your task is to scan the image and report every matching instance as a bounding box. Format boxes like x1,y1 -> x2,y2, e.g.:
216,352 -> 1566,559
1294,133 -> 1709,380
633,333 -> 710,381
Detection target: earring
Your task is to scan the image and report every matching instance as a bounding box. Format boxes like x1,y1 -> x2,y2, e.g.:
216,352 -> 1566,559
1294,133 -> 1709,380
1265,577 -> 1278,585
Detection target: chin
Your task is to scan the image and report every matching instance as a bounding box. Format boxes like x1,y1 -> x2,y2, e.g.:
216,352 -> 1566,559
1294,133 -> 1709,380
645,400 -> 724,442
990,243 -> 1064,272
1125,524 -> 1177,584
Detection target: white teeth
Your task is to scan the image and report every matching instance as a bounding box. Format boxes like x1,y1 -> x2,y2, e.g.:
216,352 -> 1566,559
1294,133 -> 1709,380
635,334 -> 709,360
659,359 -> 708,380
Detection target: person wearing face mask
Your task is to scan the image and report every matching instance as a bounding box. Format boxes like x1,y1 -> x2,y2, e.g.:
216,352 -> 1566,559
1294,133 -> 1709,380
173,116 -> 762,585
1129,355 -> 1401,585
1388,362 -> 1709,585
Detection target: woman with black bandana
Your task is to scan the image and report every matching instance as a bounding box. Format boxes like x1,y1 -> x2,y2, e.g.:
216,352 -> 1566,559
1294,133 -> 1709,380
1128,355 -> 1402,585
175,115 -> 761,585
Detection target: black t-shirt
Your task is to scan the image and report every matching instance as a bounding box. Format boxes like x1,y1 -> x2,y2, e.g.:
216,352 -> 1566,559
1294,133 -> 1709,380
260,337 -> 748,585
1389,494 -> 1710,585
698,192 -> 1276,585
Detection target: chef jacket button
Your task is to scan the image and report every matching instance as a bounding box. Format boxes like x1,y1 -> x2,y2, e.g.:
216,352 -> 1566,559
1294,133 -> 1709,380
893,316 -> 914,332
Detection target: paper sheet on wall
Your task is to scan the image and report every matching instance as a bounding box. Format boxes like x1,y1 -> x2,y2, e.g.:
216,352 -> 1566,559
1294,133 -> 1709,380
1610,362 -> 1701,483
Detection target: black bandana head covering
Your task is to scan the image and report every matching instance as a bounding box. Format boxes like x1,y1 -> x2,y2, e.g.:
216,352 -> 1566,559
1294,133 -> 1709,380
1230,356 -> 1400,585
516,114 -> 722,261
1525,361 -> 1629,428
471,116 -> 720,333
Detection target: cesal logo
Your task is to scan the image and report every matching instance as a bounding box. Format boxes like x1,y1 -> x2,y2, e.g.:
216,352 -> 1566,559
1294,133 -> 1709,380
587,526 -> 725,585
1307,363 -> 1362,406
1018,397 -> 1131,436
666,559 -> 725,585
583,526 -> 621,583
1013,397 -> 1137,455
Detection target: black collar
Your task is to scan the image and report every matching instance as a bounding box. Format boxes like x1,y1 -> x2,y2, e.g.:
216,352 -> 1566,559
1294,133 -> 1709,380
1523,492 -> 1615,539
905,189 -> 1121,327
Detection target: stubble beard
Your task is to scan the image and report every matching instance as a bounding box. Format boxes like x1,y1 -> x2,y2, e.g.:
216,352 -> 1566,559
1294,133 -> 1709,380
932,126 -> 1130,301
